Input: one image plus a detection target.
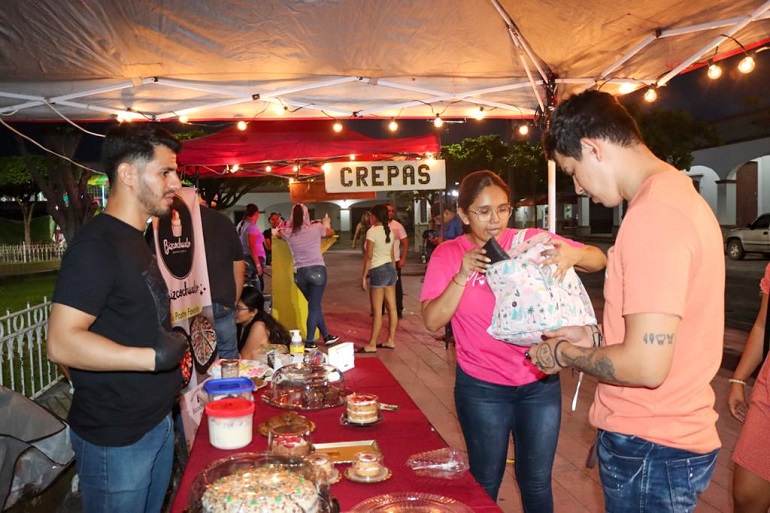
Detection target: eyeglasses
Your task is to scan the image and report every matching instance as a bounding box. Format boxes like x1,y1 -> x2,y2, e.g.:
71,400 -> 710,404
235,305 -> 249,311
467,204 -> 513,222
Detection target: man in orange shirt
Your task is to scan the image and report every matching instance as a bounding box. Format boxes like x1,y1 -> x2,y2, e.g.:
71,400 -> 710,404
530,90 -> 724,513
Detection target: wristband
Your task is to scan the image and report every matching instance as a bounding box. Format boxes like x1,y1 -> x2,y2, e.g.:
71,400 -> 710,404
553,339 -> 569,368
590,324 -> 602,347
729,378 -> 747,386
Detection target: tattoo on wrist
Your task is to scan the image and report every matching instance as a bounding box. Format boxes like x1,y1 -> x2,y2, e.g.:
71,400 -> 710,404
561,349 -> 630,385
642,332 -> 675,346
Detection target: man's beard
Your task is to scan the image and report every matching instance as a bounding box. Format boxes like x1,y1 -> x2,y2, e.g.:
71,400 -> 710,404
137,177 -> 172,217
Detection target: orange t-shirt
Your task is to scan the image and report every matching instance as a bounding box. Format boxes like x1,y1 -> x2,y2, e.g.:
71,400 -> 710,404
589,170 -> 724,453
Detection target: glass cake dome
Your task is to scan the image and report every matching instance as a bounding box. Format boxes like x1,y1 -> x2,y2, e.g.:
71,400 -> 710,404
262,363 -> 347,410
188,452 -> 338,513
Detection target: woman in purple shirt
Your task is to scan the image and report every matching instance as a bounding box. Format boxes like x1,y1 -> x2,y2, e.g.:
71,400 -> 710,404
279,203 -> 339,348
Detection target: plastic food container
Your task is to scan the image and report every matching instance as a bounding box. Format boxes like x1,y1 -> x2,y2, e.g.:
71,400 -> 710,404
203,377 -> 255,403
268,422 -> 313,458
205,398 -> 255,450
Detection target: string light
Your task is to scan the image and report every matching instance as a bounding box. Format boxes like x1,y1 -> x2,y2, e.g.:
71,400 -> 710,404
472,107 -> 486,120
643,87 -> 658,103
321,163 -> 331,172
388,118 -> 398,132
332,121 -> 343,132
292,165 -> 299,172
618,83 -> 637,95
265,165 -> 272,172
433,114 -> 444,128
517,124 -> 529,136
178,114 -> 189,124
707,60 -> 722,80
349,154 -> 356,160
237,120 -> 248,131
738,54 -> 756,74
273,102 -> 288,116
231,164 -> 239,173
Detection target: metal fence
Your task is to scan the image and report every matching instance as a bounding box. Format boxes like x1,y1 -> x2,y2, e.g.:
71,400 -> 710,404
0,298 -> 63,398
0,243 -> 66,264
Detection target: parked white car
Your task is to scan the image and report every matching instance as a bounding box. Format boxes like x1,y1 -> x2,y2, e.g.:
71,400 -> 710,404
725,213 -> 770,260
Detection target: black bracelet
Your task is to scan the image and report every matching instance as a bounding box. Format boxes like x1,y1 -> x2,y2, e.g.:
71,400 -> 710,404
553,339 -> 569,368
591,325 -> 602,347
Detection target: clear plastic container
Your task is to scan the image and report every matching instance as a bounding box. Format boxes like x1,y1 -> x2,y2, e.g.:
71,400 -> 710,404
268,422 -> 313,458
262,363 -> 347,410
205,398 -> 255,450
203,377 -> 255,403
188,452 -> 338,513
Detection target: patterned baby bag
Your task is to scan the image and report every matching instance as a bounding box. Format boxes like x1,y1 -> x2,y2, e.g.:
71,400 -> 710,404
486,230 -> 596,346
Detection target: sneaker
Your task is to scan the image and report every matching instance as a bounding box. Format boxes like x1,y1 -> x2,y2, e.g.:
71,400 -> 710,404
323,334 -> 340,345
304,341 -> 318,350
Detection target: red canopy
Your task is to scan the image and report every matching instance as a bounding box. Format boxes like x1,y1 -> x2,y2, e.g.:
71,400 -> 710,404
177,120 -> 440,178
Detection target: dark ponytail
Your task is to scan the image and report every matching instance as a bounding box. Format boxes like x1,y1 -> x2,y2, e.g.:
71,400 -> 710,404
372,204 -> 391,243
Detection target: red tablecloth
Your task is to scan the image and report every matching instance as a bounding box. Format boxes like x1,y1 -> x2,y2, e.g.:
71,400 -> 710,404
170,358 -> 501,512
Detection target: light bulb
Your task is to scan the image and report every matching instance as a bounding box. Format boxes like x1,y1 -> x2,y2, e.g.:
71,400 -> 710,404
178,115 -> 189,124
349,154 -> 356,161
237,120 -> 248,131
273,103 -> 287,116
292,165 -> 299,172
643,87 -> 657,103
472,107 -> 486,120
332,121 -> 343,132
321,163 -> 331,172
518,124 -> 529,136
388,119 -> 398,132
707,62 -> 722,80
433,114 -> 444,128
116,113 -> 126,123
231,164 -> 239,173
738,55 -> 755,74
618,83 -> 637,94
265,165 -> 272,172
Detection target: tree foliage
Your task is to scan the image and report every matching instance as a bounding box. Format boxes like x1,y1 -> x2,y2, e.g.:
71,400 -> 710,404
0,155 -> 53,244
15,126 -> 98,243
625,104 -> 719,170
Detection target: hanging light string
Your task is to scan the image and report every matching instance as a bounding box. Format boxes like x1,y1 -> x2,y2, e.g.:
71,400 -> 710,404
43,102 -> 107,138
0,115 -> 100,174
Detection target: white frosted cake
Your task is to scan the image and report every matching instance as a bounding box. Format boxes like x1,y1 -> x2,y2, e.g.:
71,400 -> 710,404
201,467 -> 318,512
346,393 -> 379,424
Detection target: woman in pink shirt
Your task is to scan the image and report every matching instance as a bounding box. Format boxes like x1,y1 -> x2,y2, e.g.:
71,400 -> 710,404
420,170 -> 605,510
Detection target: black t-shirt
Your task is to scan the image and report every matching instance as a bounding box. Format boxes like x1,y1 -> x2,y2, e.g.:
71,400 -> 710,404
52,214 -> 181,446
200,207 -> 244,307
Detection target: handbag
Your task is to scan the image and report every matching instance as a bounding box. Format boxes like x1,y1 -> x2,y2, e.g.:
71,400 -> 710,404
486,230 -> 597,346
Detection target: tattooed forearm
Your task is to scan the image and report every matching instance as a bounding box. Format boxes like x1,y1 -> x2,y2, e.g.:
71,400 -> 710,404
562,350 -> 632,386
642,332 -> 675,345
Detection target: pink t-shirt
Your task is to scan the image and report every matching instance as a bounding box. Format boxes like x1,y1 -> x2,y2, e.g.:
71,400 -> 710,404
590,170 -> 724,453
282,223 -> 327,270
420,227 -> 581,386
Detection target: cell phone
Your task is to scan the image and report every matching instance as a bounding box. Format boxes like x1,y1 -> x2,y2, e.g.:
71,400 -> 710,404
482,237 -> 510,264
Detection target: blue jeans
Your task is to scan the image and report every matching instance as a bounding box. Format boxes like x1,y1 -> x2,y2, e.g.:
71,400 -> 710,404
212,302 -> 238,359
71,413 -> 174,513
598,430 -> 718,513
294,265 -> 329,342
455,365 -> 561,511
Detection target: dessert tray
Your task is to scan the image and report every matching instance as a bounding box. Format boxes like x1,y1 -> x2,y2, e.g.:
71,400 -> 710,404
344,465 -> 392,484
312,440 -> 381,464
349,492 -> 474,512
207,359 -> 271,380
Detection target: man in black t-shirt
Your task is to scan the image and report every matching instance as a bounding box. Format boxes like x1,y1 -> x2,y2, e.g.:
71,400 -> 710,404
47,124 -> 188,513
200,204 -> 245,359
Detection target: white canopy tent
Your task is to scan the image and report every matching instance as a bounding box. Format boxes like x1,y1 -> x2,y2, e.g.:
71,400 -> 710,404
1,0 -> 768,123
1,0 -> 768,230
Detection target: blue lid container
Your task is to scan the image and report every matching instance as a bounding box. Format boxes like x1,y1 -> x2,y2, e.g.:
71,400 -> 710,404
203,377 -> 255,402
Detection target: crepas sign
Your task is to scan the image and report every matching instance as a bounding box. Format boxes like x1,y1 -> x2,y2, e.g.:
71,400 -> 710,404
323,160 -> 446,193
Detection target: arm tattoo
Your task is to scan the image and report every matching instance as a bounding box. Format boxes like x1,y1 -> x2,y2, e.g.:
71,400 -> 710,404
561,350 -> 631,386
642,332 -> 675,346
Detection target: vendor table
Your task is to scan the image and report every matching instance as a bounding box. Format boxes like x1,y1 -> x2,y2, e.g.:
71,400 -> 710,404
170,358 -> 501,512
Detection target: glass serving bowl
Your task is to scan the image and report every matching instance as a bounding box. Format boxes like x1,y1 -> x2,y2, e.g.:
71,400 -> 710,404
262,363 -> 347,410
188,452 -> 339,513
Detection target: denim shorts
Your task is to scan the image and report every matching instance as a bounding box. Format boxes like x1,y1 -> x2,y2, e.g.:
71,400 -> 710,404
369,263 -> 397,287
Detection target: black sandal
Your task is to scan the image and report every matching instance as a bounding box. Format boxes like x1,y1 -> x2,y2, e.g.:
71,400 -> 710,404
356,347 -> 377,354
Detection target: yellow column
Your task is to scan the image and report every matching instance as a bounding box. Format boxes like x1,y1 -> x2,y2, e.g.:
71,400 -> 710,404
270,236 -> 338,340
